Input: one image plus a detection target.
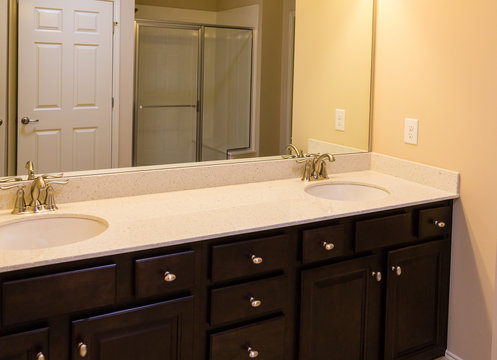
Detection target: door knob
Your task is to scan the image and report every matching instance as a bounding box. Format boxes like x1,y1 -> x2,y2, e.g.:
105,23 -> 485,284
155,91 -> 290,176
21,117 -> 39,125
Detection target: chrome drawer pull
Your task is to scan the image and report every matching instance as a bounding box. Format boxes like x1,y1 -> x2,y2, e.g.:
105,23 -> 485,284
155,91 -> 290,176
36,352 -> 46,360
249,297 -> 262,308
322,241 -> 335,251
78,342 -> 88,358
247,347 -> 259,358
164,271 -> 176,282
251,255 -> 263,265
434,220 -> 446,228
392,266 -> 402,276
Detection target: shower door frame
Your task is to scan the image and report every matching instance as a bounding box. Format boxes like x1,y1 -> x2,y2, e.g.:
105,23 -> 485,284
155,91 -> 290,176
133,19 -> 254,165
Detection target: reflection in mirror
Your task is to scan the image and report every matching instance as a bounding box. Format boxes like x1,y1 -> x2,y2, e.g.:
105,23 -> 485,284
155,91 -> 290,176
0,0 -> 374,178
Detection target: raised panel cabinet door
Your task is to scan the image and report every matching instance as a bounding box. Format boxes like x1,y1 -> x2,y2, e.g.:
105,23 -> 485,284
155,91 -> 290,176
0,328 -> 48,360
385,239 -> 450,360
71,297 -> 194,360
300,255 -> 383,360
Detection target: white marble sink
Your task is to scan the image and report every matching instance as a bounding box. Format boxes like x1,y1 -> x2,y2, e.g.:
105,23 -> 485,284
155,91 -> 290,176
0,215 -> 108,250
305,182 -> 390,201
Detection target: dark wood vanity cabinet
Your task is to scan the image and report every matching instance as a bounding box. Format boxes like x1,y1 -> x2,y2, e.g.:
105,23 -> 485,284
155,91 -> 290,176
0,201 -> 452,360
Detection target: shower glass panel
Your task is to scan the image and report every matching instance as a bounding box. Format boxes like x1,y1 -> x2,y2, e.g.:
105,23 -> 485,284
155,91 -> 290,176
135,25 -> 200,166
202,27 -> 253,161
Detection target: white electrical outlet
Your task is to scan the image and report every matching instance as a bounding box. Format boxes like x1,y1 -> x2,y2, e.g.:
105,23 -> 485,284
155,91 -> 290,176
404,118 -> 418,145
335,109 -> 345,131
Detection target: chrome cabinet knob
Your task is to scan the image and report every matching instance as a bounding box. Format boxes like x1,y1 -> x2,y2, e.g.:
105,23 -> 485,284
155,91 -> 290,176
164,271 -> 176,282
36,352 -> 46,360
434,220 -> 446,228
21,117 -> 39,125
251,255 -> 263,264
392,266 -> 402,276
249,297 -> 262,308
78,342 -> 88,358
372,271 -> 382,282
322,242 -> 335,251
247,347 -> 259,358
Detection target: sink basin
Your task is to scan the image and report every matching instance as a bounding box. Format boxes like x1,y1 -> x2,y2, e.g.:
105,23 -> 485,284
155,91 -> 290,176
0,215 -> 108,250
305,182 -> 389,201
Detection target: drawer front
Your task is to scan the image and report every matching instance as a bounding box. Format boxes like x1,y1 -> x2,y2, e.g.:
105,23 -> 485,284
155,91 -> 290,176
210,317 -> 286,360
0,327 -> 49,359
418,206 -> 452,240
211,235 -> 288,282
135,251 -> 195,298
210,276 -> 287,326
355,213 -> 409,252
302,224 -> 346,264
2,265 -> 116,325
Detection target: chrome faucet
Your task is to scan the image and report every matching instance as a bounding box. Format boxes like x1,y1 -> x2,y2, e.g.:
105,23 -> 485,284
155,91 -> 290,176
282,144 -> 305,159
0,161 -> 68,214
298,153 -> 335,182
26,161 -> 35,180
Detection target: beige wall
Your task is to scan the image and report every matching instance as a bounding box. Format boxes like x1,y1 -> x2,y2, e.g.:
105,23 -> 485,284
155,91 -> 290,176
373,0 -> 497,358
292,0 -> 373,153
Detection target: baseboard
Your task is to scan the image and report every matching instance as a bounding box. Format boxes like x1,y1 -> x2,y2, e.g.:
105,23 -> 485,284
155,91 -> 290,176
445,350 -> 464,360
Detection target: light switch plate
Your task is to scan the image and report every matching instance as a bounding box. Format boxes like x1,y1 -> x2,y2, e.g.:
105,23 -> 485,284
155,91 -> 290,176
404,118 -> 418,144
335,109 -> 345,131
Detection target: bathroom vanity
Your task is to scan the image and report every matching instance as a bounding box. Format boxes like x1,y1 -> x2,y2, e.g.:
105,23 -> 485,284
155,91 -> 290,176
0,154 -> 460,360
0,198 -> 452,360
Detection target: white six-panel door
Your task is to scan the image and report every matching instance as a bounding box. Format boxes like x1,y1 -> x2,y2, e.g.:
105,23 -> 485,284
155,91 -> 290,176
0,0 -> 8,176
18,0 -> 113,174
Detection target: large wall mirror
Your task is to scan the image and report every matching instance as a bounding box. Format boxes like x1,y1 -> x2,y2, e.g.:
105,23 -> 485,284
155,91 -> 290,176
0,0 -> 374,178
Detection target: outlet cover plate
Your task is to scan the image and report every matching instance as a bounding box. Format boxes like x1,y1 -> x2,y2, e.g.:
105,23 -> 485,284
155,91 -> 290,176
404,118 -> 418,145
335,109 -> 345,131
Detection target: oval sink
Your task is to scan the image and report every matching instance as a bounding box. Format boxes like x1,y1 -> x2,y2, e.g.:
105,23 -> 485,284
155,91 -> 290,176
0,215 -> 108,250
305,182 -> 389,202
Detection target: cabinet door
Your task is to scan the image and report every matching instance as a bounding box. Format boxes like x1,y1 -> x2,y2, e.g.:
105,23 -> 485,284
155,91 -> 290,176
300,255 -> 382,360
0,328 -> 48,360
385,239 -> 450,360
72,297 -> 194,360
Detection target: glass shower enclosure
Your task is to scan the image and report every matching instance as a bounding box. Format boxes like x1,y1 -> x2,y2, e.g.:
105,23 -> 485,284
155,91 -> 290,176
134,21 -> 253,166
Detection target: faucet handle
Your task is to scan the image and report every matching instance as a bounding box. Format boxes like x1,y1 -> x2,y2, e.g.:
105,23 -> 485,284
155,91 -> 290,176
43,179 -> 68,211
1,184 -> 27,214
0,176 -> 23,183
42,173 -> 64,179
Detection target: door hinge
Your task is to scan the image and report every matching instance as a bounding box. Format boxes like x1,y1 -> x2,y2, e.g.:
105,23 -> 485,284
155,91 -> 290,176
112,97 -> 114,108
113,21 -> 118,34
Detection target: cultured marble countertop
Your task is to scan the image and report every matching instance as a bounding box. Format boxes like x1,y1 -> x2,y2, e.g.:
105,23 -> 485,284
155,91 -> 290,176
0,170 -> 459,273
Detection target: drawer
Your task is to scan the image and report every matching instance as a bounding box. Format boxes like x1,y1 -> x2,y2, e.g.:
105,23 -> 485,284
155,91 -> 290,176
210,317 -> 286,360
210,276 -> 287,325
355,213 -> 409,252
0,327 -> 49,359
135,250 -> 195,298
211,235 -> 288,282
302,224 -> 346,263
2,265 -> 116,325
418,206 -> 452,240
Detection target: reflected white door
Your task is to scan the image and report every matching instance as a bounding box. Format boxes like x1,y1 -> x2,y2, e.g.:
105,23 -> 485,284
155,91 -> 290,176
18,0 -> 113,174
135,25 -> 199,166
0,0 -> 7,176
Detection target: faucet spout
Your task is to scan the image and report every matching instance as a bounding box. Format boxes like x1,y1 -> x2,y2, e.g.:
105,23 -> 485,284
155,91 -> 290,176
25,161 -> 35,180
29,176 -> 47,212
